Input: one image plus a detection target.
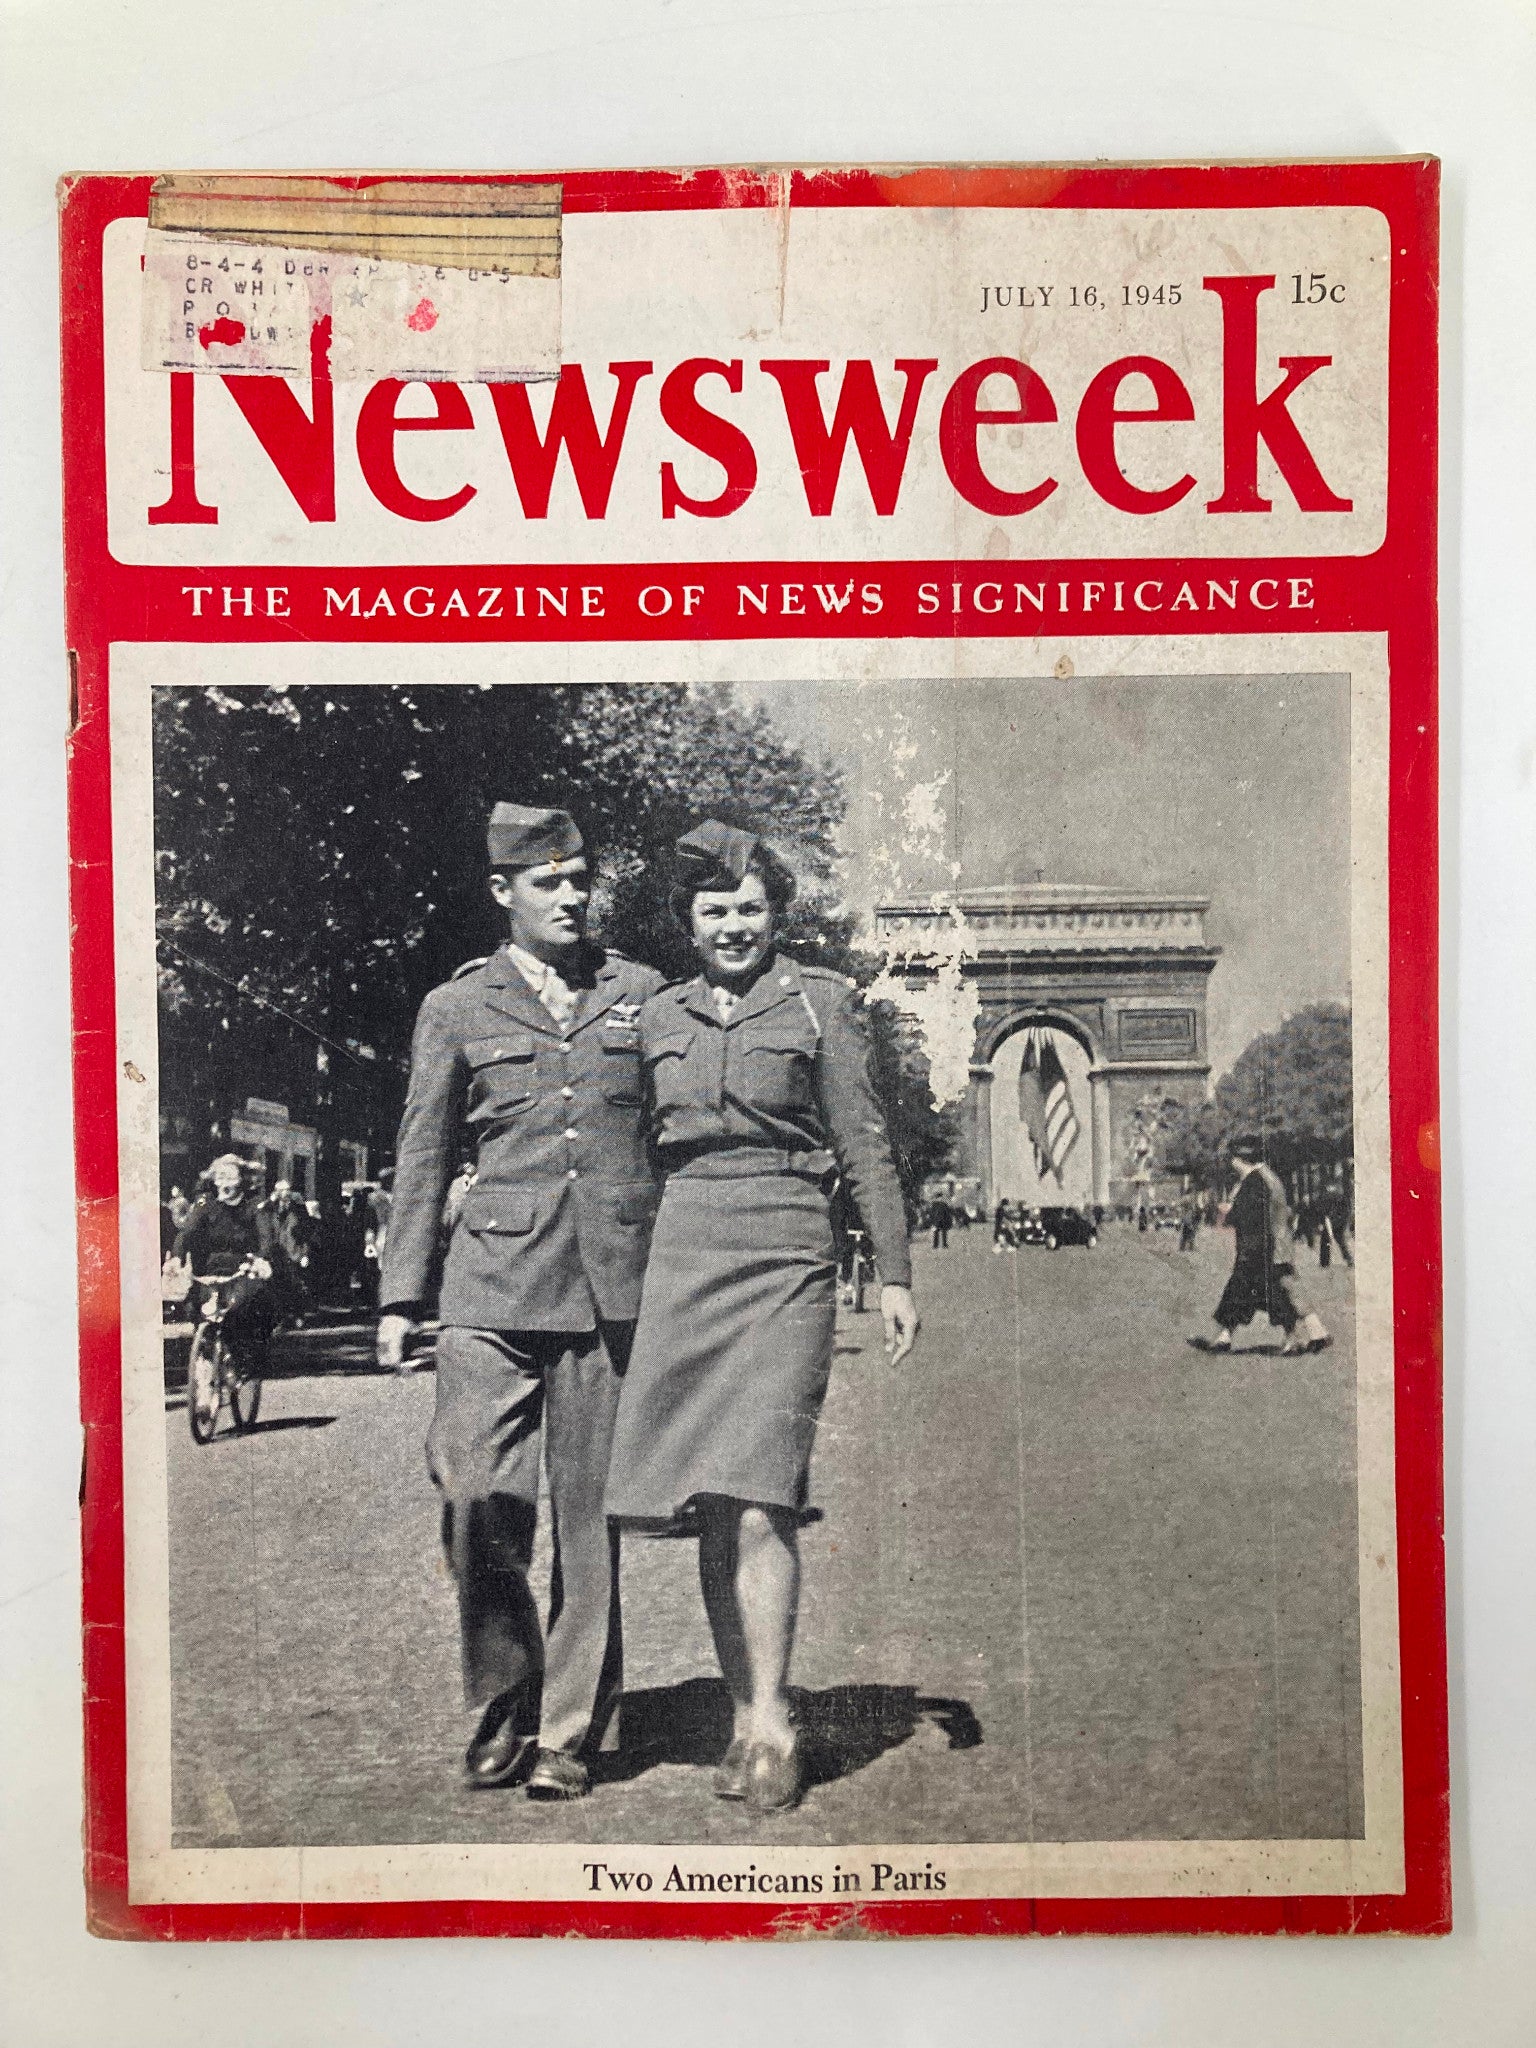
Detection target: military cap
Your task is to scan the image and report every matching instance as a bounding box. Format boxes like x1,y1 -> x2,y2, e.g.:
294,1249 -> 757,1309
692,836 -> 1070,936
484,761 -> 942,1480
672,818 -> 762,889
486,803 -> 584,869
669,820 -> 798,921
1228,1131 -> 1267,1162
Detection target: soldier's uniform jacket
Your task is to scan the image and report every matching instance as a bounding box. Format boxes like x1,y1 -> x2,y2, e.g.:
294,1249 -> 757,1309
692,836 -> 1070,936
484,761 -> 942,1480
640,953 -> 913,1288
381,944 -> 666,1331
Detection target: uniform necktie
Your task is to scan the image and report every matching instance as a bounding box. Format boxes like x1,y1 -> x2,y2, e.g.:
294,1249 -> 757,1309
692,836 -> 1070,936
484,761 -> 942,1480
533,963 -> 578,1027
506,945 -> 579,1027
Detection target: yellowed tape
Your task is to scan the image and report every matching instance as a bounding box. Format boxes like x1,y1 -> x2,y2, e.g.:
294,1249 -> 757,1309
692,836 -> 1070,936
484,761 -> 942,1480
148,175 -> 561,277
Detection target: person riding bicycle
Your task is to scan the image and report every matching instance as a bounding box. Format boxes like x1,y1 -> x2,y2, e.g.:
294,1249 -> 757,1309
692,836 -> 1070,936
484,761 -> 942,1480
173,1154 -> 281,1367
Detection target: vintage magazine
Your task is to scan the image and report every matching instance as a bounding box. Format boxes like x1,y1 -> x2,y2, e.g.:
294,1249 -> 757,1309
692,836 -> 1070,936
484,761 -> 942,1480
61,162 -> 1447,1939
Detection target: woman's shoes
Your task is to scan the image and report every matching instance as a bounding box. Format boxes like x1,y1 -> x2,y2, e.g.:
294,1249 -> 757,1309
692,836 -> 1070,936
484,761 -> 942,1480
743,1736 -> 803,1814
713,1736 -> 749,1801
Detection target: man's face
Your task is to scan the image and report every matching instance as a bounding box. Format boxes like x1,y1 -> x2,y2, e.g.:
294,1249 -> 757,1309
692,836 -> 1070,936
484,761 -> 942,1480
491,856 -> 590,961
211,1160 -> 244,1204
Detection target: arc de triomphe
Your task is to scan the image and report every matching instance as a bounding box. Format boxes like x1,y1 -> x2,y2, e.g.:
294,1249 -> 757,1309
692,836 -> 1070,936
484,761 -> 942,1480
874,885 -> 1221,1210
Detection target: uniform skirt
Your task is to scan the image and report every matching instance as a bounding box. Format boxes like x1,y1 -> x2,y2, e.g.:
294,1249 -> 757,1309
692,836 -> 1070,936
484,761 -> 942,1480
604,1161 -> 838,1520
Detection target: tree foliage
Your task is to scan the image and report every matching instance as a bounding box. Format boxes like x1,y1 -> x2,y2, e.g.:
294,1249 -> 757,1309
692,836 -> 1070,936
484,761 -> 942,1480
1159,1002 -> 1354,1187
153,680 -> 950,1204
155,681 -> 846,1048
1216,1002 -> 1353,1149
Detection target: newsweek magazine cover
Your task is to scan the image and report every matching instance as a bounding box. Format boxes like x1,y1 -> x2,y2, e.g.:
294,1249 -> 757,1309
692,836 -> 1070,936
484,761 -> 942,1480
61,161 -> 1446,1940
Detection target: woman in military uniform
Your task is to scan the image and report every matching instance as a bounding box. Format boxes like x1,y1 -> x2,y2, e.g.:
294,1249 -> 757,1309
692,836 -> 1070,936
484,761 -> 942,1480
605,822 -> 919,1814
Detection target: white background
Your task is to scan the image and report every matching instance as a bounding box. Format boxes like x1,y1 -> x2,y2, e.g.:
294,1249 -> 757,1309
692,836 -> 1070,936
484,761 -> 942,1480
1,2 -> 1531,2041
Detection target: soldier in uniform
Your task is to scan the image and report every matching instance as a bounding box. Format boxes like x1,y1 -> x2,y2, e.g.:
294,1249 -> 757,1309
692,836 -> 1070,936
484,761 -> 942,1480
605,821 -> 919,1814
377,805 -> 665,1800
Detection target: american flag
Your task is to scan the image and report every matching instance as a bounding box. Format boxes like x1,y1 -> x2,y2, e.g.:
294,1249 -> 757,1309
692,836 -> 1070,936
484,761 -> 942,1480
1018,1028 -> 1080,1183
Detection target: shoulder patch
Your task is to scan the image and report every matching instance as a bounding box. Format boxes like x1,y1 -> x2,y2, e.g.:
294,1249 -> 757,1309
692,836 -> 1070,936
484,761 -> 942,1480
450,955 -> 490,981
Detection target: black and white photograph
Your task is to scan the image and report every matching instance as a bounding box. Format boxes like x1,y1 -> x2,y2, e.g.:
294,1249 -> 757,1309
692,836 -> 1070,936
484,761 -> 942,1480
144,663 -> 1388,1868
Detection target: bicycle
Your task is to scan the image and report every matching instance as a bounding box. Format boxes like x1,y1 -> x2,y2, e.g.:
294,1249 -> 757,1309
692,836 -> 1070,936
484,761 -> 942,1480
186,1261 -> 265,1443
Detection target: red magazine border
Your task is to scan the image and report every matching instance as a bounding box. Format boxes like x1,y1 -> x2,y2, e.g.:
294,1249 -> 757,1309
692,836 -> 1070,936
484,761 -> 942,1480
60,160 -> 1447,1940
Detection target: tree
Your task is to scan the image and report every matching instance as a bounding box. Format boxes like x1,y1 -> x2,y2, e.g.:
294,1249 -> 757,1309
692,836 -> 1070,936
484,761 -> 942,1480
864,1003 -> 959,1222
1215,1002 -> 1353,1150
154,681 -> 846,1053
152,679 -> 949,1211
1158,1097 -> 1224,1188
1150,1006 -> 1354,1195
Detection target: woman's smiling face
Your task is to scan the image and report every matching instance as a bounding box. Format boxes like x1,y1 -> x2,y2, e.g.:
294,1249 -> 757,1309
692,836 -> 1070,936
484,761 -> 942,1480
689,871 -> 776,983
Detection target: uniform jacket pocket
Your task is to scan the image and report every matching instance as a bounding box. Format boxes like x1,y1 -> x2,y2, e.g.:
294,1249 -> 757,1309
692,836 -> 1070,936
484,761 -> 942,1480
644,1027 -> 699,1116
465,1032 -> 537,1119
645,1028 -> 695,1063
739,1025 -> 818,1108
459,1185 -> 537,1235
466,1032 -> 537,1069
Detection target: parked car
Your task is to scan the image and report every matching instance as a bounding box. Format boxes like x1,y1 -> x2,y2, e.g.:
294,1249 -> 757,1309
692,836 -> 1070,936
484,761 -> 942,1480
1039,1206 -> 1099,1249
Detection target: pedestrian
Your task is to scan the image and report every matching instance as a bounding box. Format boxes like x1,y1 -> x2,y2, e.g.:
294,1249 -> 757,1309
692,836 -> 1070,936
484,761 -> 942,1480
338,1186 -> 371,1308
376,804 -> 665,1803
929,1195 -> 952,1249
604,821 -> 919,1815
1318,1211 -> 1334,1269
1189,1133 -> 1331,1355
1178,1194 -> 1199,1253
993,1197 -> 1012,1253
266,1180 -> 315,1317
363,1168 -> 393,1304
1326,1184 -> 1355,1265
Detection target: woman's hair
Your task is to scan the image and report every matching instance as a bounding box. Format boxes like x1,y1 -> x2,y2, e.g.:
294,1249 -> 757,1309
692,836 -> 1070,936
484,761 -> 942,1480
668,839 -> 797,927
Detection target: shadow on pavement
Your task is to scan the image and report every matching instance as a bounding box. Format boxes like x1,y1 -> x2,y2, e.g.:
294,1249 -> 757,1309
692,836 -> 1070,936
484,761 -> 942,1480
161,1392 -> 337,1432
163,1317 -> 432,1396
242,1414 -> 339,1433
1185,1337 -> 1321,1357
598,1676 -> 982,1791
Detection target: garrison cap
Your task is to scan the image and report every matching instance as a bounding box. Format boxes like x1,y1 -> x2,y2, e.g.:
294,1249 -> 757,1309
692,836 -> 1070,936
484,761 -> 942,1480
673,819 -> 764,890
1228,1130 -> 1267,1162
487,803 -> 584,869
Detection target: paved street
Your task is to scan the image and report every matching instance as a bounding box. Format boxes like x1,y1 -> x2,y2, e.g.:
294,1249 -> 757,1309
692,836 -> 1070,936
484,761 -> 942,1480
166,1225 -> 1363,1849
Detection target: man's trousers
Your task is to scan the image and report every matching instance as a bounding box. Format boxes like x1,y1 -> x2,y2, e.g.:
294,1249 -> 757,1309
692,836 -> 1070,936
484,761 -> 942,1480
427,1323 -> 630,1756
